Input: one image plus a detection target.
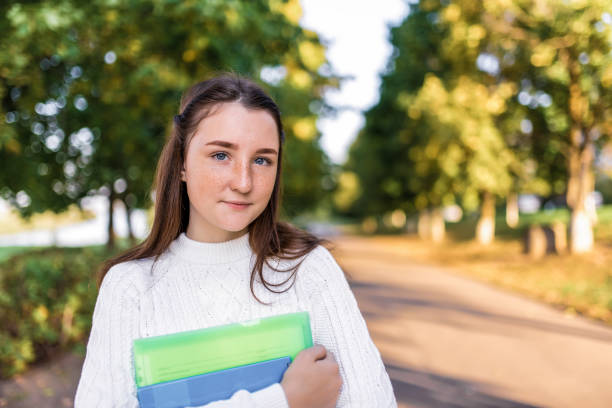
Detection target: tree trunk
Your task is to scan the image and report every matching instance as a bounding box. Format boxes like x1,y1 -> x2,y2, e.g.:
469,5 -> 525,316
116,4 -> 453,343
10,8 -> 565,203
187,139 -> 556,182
570,209 -> 593,253
586,190 -> 598,226
564,51 -> 595,254
524,225 -> 547,259
106,188 -> 116,250
476,191 -> 495,245
417,210 -> 431,240
551,221 -> 567,254
122,196 -> 136,245
430,207 -> 445,243
506,193 -> 519,228
566,128 -> 594,253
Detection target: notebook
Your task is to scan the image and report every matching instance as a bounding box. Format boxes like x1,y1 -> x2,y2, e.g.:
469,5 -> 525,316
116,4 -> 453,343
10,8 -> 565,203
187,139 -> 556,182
133,312 -> 312,407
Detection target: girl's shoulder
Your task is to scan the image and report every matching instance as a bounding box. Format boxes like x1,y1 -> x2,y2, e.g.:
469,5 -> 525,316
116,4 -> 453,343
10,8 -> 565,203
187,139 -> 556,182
300,243 -> 336,266
101,256 -> 159,295
295,243 -> 348,294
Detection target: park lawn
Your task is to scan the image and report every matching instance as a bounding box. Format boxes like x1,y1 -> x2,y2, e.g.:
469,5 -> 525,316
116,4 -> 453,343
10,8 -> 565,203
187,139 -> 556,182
0,246 -> 43,263
0,238 -> 136,272
407,205 -> 612,325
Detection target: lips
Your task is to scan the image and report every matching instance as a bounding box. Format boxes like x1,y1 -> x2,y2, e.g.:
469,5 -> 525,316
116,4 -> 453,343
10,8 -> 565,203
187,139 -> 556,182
223,201 -> 252,209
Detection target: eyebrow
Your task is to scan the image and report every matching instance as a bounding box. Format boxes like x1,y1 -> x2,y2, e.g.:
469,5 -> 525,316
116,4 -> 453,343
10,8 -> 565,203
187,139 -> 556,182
204,140 -> 278,155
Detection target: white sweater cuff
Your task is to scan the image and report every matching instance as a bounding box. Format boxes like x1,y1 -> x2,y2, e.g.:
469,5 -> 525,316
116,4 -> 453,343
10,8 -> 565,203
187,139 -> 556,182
252,383 -> 290,408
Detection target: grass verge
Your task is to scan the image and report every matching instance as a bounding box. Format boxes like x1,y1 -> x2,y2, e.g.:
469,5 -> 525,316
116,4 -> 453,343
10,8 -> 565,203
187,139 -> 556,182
362,205 -> 612,325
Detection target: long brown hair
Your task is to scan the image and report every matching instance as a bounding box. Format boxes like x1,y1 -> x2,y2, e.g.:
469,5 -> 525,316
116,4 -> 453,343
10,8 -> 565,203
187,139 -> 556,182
98,73 -> 330,303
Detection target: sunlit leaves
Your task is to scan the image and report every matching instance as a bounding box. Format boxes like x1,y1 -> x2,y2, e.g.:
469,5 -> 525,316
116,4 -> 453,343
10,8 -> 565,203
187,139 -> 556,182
350,0 -> 612,240
333,171 -> 361,211
0,0 -> 335,221
298,41 -> 326,71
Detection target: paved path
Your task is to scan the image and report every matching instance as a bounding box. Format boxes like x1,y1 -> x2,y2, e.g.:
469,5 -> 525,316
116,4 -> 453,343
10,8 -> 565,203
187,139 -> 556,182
331,235 -> 612,408
2,234 -> 612,407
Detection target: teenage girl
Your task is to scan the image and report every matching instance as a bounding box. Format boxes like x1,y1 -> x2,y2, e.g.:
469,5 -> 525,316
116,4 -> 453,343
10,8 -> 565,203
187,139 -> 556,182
74,74 -> 397,407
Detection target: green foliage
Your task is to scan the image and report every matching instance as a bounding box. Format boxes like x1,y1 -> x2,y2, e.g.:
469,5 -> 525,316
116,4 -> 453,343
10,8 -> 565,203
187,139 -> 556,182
0,247 -> 110,378
0,246 -> 36,263
0,0 -> 337,227
345,1 -> 517,218
596,174 -> 612,204
343,0 -> 612,244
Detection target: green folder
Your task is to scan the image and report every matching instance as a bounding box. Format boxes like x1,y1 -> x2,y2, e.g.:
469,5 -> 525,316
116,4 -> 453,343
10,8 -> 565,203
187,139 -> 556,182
133,312 -> 312,387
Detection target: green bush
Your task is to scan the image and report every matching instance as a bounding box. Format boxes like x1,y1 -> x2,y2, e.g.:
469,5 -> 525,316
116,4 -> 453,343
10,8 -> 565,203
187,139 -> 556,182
0,247 -> 111,378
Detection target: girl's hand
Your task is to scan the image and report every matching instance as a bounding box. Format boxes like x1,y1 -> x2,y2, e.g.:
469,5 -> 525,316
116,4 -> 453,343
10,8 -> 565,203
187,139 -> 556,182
280,344 -> 342,408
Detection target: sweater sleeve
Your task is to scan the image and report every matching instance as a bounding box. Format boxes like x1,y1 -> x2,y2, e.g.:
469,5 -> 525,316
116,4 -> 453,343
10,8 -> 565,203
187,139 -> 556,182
74,263 -> 290,408
302,246 -> 397,408
74,263 -> 143,407
194,383 -> 288,408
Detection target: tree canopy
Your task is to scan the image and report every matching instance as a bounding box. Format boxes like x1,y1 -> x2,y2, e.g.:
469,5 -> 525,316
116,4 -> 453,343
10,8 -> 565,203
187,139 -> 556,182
343,0 -> 612,250
0,0 -> 338,243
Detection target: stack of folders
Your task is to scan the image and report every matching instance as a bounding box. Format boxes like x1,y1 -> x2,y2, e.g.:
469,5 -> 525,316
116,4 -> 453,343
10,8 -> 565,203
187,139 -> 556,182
133,312 -> 313,408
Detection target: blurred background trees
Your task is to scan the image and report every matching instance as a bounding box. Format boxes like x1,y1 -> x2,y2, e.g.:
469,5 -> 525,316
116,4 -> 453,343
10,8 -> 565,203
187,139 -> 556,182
1,0 -> 611,255
341,0 -> 612,253
0,0 -> 337,247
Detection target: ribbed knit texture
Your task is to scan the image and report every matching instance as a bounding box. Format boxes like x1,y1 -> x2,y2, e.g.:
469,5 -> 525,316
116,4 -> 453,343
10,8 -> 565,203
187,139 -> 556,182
74,232 -> 397,407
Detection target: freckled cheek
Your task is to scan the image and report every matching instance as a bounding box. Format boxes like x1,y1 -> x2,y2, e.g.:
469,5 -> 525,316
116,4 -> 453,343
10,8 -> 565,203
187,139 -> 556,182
206,170 -> 228,188
186,166 -> 226,196
256,170 -> 277,197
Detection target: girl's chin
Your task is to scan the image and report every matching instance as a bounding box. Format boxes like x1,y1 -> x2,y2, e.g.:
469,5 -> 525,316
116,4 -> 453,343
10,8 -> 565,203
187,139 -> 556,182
221,226 -> 249,234
223,215 -> 258,228
216,221 -> 252,233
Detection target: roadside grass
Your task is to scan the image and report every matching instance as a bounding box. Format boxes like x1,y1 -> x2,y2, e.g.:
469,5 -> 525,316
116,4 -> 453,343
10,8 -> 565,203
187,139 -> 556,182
402,205 -> 612,325
0,247 -> 43,263
0,237 -> 137,265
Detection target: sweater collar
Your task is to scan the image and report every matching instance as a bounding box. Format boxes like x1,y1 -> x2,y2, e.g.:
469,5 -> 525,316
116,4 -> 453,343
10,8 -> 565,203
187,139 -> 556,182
168,231 -> 253,264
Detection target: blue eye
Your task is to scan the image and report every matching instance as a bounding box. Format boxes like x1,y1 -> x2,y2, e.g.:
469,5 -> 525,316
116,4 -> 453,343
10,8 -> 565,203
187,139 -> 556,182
255,157 -> 272,165
213,152 -> 227,161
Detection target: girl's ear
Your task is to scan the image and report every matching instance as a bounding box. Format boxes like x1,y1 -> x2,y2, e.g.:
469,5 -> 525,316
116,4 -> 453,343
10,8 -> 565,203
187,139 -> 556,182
180,168 -> 186,181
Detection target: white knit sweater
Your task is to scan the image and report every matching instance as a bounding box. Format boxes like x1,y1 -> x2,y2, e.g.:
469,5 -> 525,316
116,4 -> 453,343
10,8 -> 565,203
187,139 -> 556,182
74,232 -> 397,407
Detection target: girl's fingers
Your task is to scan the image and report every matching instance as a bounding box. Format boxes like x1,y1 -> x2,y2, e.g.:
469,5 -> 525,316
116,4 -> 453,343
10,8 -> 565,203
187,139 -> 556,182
299,344 -> 327,362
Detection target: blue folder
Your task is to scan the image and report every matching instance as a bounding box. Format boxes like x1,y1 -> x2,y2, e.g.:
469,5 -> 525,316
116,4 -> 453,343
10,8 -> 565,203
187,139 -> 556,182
137,356 -> 291,408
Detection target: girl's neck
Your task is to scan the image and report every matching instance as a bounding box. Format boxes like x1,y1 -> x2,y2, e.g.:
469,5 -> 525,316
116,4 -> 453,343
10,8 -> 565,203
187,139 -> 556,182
168,231 -> 252,265
185,224 -> 248,243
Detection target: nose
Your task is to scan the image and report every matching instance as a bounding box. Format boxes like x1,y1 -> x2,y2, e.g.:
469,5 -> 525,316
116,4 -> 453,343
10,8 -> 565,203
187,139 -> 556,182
230,159 -> 252,193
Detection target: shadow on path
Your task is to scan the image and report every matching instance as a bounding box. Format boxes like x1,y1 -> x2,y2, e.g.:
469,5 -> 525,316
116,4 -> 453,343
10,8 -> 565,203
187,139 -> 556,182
385,362 -> 543,408
348,279 -> 612,344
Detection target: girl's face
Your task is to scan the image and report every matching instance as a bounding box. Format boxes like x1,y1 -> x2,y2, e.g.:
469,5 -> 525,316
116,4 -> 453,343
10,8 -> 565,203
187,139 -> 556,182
181,102 -> 279,243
